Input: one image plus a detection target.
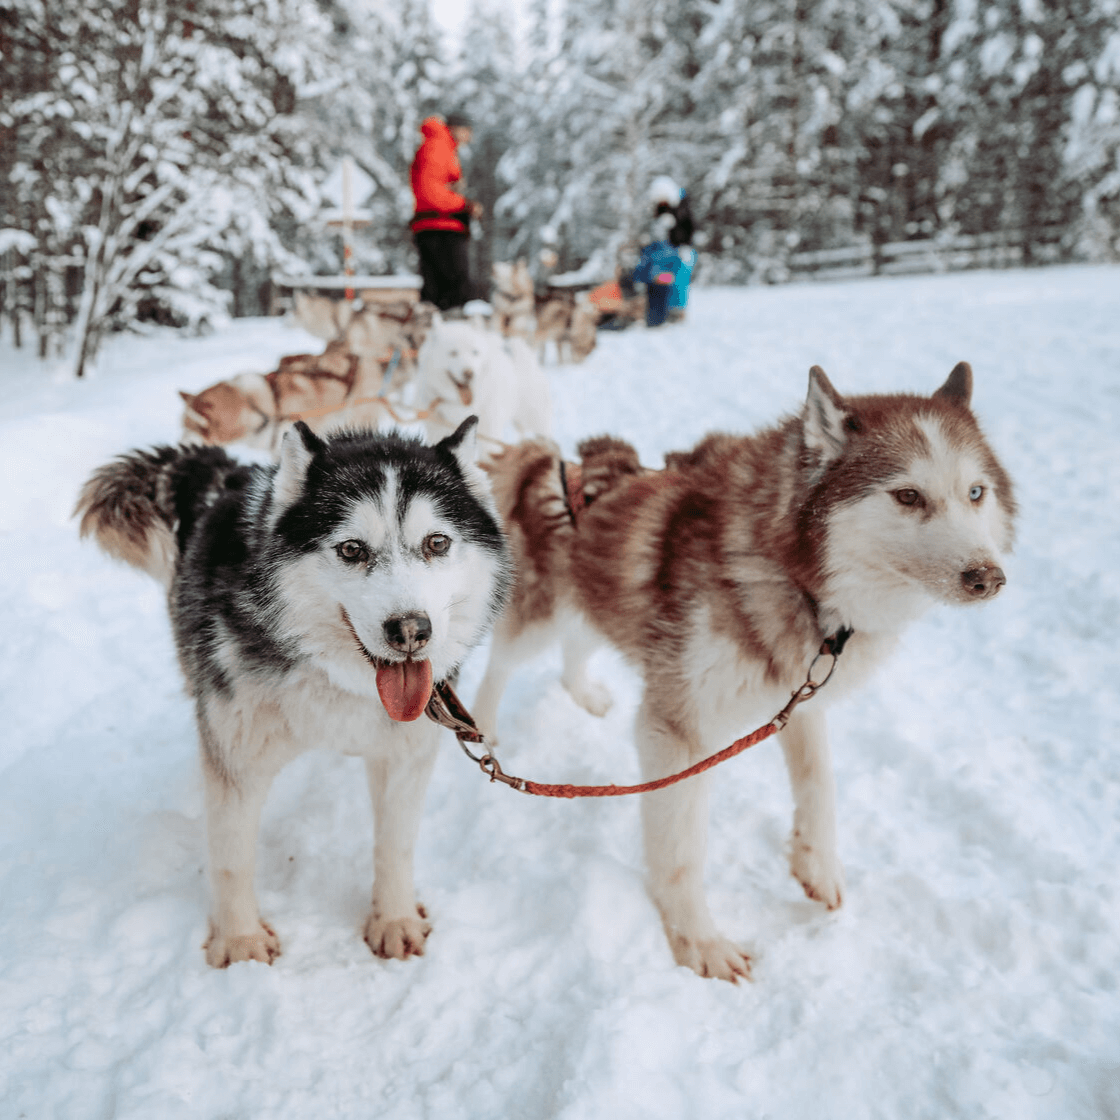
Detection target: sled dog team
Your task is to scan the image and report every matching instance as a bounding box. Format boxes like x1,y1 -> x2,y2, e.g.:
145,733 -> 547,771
180,262 -> 590,457
78,350 -> 1016,980
179,302 -> 550,454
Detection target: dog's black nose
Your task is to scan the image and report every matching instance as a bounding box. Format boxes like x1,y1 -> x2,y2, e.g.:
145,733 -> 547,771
961,566 -> 1006,598
383,612 -> 432,652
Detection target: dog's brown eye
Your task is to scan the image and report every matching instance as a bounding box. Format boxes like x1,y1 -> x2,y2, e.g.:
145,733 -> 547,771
424,533 -> 451,557
336,539 -> 368,564
894,488 -> 922,507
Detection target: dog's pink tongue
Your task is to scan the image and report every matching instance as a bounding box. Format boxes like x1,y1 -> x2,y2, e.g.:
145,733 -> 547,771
376,660 -> 433,722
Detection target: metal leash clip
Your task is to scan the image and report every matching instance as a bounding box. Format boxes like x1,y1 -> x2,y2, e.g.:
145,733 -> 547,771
424,680 -> 528,790
772,625 -> 854,730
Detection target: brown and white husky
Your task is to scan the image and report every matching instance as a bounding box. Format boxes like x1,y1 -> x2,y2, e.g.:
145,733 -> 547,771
474,363 -> 1017,981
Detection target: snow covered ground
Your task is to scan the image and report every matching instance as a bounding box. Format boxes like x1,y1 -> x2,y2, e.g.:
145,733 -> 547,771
1,266 -> 1118,1119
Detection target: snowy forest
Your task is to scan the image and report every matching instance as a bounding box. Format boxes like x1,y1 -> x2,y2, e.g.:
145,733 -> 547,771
3,0 -> 1120,372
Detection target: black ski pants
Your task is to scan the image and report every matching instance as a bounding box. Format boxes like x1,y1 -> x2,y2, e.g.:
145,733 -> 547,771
414,230 -> 471,310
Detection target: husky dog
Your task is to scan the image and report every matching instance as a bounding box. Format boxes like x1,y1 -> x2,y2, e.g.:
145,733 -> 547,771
491,259 -> 537,340
291,290 -> 356,341
292,291 -> 433,372
533,290 -> 597,364
415,315 -> 552,446
180,345 -> 386,452
180,371 -> 279,450
77,419 -> 511,967
179,311 -> 440,452
475,363 -> 1016,981
343,300 -> 435,389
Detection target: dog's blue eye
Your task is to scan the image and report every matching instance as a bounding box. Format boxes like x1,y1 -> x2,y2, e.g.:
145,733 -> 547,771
336,540 -> 368,564
969,485 -> 984,502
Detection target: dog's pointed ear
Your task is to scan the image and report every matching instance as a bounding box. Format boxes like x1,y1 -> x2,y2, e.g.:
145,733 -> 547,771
803,365 -> 850,464
273,421 -> 324,518
934,361 -> 973,408
179,390 -> 211,431
438,415 -> 480,470
438,415 -> 499,509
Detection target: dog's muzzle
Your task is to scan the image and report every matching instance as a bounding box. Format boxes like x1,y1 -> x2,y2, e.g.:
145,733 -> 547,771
382,611 -> 432,654
447,371 -> 473,406
960,565 -> 1006,599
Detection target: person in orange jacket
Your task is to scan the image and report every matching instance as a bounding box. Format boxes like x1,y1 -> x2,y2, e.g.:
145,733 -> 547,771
410,112 -> 483,310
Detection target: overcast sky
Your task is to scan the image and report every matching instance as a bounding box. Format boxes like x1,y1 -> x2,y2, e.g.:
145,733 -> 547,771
430,0 -> 469,43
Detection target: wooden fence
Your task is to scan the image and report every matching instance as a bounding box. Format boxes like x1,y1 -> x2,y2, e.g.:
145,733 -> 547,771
787,228 -> 1068,281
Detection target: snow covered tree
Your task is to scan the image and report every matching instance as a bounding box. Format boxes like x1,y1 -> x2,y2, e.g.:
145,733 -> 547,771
448,0 -> 522,290
933,0 -> 1104,258
1065,12 -> 1120,259
498,0 -> 712,279
365,0 -> 448,271
1,0 -> 330,374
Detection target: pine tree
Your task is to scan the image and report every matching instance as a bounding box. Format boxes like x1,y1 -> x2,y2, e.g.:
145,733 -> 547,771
934,0 -> 1097,258
449,0 -> 522,292
1065,10 -> 1120,259
375,0 -> 447,271
499,0 -> 711,279
1,0 -> 332,374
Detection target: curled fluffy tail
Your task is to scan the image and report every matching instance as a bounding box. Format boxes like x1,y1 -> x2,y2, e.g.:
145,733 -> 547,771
75,444 -> 243,588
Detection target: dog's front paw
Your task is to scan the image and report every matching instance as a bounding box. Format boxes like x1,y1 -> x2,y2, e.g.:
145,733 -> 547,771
790,836 -> 845,909
668,931 -> 752,983
204,919 -> 281,968
364,904 -> 431,960
564,677 -> 613,718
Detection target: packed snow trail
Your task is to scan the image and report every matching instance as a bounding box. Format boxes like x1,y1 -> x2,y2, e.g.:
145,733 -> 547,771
1,266 -> 1118,1119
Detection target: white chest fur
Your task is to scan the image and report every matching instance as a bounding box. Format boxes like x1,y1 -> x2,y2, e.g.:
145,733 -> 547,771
203,663 -> 438,776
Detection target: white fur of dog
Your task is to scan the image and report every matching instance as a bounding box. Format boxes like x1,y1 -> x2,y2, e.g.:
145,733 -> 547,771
414,314 -> 552,445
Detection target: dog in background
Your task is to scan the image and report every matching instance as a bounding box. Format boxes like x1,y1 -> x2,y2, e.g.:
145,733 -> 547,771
179,372 -> 280,450
532,289 -> 597,364
491,260 -> 536,341
489,261 -> 597,364
180,342 -> 386,451
180,304 -> 439,450
474,363 -> 1016,981
415,314 -> 552,446
290,293 -> 435,390
290,290 -> 356,342
76,418 -> 512,967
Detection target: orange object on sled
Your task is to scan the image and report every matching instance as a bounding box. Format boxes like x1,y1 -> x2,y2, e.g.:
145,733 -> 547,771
589,280 -> 624,312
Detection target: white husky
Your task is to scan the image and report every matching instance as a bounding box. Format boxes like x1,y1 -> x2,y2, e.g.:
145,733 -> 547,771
415,315 -> 552,446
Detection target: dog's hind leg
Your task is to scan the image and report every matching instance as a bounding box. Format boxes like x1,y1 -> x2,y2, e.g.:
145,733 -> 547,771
636,698 -> 752,983
559,613 -> 612,718
780,706 -> 845,909
201,749 -> 285,969
363,723 -> 440,960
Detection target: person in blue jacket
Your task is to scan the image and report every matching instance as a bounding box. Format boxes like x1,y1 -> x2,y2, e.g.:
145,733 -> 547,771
636,176 -> 697,326
632,235 -> 681,327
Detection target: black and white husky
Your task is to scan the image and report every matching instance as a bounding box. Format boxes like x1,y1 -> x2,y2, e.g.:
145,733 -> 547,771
77,418 -> 511,967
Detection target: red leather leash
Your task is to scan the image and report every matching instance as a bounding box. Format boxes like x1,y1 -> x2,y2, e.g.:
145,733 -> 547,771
426,628 -> 853,798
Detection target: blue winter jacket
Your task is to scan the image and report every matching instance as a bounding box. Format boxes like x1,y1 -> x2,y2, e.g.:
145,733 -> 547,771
632,240 -> 682,286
